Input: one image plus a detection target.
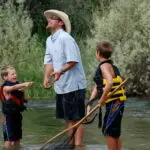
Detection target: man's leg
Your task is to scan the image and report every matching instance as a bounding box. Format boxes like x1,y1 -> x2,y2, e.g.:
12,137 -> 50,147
74,124 -> 84,146
66,121 -> 75,145
67,121 -> 84,146
63,89 -> 85,146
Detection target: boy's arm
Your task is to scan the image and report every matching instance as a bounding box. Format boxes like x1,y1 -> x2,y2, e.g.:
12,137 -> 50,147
3,82 -> 33,93
99,64 -> 113,106
86,85 -> 98,115
89,86 -> 98,100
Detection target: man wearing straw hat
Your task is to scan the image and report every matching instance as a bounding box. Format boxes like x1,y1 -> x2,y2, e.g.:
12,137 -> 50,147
43,9 -> 87,146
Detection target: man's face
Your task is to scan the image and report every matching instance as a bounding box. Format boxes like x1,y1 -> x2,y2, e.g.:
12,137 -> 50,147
5,68 -> 17,83
46,15 -> 64,31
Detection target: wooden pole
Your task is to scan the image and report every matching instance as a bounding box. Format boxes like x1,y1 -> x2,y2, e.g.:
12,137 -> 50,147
40,78 -> 128,150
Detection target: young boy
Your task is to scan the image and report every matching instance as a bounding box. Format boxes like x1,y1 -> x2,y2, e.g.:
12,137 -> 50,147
0,66 -> 33,149
87,41 -> 126,150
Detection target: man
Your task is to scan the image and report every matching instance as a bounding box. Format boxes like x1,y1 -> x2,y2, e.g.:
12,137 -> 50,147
43,9 -> 87,146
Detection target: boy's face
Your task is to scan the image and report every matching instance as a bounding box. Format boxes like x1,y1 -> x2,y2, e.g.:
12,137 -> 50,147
5,68 -> 17,83
95,51 -> 100,61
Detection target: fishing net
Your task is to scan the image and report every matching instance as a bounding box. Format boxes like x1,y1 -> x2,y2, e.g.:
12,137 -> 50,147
84,98 -> 102,127
41,127 -> 78,150
40,97 -> 101,150
40,101 -> 99,150
40,79 -> 128,150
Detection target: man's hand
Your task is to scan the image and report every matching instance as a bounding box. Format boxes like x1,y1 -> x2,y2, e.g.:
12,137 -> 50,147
43,77 -> 51,89
51,71 -> 62,82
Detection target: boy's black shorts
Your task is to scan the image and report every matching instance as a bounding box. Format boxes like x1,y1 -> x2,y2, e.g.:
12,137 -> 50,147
2,113 -> 22,141
56,89 -> 85,121
102,101 -> 124,138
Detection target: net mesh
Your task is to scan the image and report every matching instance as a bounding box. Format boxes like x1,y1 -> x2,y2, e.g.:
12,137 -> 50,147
41,79 -> 127,150
41,99 -> 99,150
41,128 -> 77,150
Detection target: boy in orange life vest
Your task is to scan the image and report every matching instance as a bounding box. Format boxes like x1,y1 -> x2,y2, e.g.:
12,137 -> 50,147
0,66 -> 33,149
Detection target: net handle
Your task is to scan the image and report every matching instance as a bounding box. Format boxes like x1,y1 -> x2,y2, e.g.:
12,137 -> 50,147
40,78 -> 128,150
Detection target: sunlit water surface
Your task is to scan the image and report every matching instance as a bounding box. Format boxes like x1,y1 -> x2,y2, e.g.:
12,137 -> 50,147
0,97 -> 150,150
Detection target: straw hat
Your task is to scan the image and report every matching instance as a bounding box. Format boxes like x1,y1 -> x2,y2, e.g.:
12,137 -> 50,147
44,9 -> 71,33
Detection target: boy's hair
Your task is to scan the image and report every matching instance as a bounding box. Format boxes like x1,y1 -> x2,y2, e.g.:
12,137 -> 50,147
1,65 -> 15,80
96,41 -> 113,59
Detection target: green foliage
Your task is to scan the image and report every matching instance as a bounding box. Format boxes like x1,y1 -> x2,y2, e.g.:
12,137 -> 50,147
0,1 -> 32,65
24,0 -> 112,39
0,1 -> 54,99
1,0 -> 149,97
86,0 -> 150,96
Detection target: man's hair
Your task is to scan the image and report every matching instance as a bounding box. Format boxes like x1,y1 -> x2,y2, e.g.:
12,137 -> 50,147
1,65 -> 15,80
96,41 -> 113,59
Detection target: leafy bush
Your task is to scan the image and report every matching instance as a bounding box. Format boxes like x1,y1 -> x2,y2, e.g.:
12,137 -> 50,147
24,0 -> 113,39
86,0 -> 150,96
0,1 -> 54,99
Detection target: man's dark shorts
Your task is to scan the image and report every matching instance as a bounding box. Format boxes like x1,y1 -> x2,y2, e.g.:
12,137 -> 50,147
2,113 -> 22,141
56,89 -> 85,121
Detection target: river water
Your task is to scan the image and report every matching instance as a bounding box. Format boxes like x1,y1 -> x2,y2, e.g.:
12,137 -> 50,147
0,97 -> 150,150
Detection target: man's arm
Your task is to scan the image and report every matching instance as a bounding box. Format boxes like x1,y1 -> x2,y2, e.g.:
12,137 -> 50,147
43,64 -> 53,88
52,62 -> 77,82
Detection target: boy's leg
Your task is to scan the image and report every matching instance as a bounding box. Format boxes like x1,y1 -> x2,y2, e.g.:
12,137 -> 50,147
14,140 -> 20,145
3,141 -> 11,149
2,114 -> 12,149
4,114 -> 22,147
116,137 -> 121,150
105,136 -> 117,150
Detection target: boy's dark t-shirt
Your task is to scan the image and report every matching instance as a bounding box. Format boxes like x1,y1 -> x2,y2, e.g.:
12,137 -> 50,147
0,81 -> 26,114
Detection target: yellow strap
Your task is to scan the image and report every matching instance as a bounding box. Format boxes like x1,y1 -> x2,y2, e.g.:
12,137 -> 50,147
105,95 -> 127,103
112,89 -> 125,95
103,76 -> 123,85
103,76 -> 127,103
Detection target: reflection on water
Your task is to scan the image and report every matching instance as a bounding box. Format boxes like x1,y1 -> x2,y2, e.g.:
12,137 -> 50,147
0,97 -> 150,150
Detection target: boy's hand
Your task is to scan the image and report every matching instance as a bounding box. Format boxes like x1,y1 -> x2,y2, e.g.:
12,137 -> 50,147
98,100 -> 104,107
25,82 -> 34,87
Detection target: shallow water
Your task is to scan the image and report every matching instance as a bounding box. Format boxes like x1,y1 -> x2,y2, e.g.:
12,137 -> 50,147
0,97 -> 150,150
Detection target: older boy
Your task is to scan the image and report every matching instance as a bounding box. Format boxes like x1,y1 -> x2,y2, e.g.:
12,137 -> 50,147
87,41 -> 126,150
0,66 -> 33,148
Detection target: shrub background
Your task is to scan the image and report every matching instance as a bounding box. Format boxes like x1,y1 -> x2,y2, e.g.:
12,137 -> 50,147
0,0 -> 150,98
85,0 -> 150,96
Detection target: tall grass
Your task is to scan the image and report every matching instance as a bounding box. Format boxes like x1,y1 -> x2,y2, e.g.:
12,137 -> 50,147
0,1 -> 55,99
